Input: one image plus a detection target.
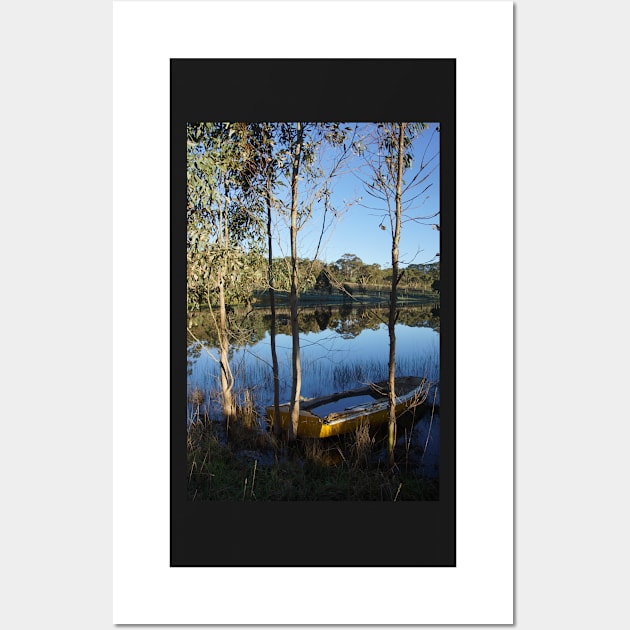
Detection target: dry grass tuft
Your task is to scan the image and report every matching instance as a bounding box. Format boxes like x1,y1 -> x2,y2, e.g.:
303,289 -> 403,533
350,422 -> 375,468
188,387 -> 205,406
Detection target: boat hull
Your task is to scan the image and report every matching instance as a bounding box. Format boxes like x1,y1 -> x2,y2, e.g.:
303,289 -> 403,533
266,376 -> 428,438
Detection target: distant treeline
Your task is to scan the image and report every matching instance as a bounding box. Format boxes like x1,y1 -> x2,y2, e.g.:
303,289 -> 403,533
198,252 -> 440,307
266,253 -> 439,293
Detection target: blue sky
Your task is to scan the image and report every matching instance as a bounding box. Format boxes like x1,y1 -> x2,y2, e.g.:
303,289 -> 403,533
273,122 -> 441,269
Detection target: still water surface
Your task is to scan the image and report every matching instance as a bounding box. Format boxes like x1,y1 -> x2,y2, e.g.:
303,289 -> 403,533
188,303 -> 439,415
187,302 -> 441,476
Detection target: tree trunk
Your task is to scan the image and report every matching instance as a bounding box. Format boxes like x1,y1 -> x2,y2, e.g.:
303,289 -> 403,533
288,122 -> 304,440
218,180 -> 235,434
218,272 -> 236,432
388,122 -> 406,468
266,174 -> 281,436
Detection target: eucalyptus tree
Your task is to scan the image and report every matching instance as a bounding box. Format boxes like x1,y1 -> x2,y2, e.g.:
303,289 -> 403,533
286,122 -> 305,440
247,122 -> 283,436
186,122 -> 265,430
275,122 -> 358,439
359,122 -> 439,467
335,253 -> 364,283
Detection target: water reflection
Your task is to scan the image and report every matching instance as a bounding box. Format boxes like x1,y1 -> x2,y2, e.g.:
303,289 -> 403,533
187,302 -> 441,477
188,302 -> 440,413
188,302 -> 440,351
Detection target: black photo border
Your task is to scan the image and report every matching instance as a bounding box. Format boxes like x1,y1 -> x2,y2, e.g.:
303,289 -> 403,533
171,59 -> 455,567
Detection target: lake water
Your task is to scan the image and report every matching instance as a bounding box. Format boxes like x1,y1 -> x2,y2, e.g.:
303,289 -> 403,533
187,302 -> 441,476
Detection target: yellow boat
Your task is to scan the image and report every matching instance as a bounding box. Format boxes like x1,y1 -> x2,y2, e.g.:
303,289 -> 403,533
266,376 -> 429,438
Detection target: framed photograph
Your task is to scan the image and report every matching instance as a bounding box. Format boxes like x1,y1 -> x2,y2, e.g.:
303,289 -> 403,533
172,58 -> 456,567
114,1 -> 512,624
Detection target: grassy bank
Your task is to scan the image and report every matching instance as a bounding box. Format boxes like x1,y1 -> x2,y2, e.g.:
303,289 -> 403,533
187,408 -> 439,501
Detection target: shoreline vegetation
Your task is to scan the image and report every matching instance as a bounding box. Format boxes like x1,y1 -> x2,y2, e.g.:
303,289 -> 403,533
187,400 -> 440,501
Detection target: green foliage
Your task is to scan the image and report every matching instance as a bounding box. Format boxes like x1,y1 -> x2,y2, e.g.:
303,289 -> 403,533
335,253 -> 363,282
187,123 -> 267,313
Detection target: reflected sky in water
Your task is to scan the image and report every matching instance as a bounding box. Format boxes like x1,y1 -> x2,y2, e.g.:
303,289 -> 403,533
188,304 -> 439,413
